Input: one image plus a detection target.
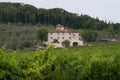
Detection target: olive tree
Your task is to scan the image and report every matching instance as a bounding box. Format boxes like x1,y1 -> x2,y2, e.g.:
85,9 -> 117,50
36,27 -> 48,42
81,30 -> 97,42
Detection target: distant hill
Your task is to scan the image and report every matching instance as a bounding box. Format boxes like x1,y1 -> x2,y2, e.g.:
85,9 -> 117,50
0,2 -> 120,31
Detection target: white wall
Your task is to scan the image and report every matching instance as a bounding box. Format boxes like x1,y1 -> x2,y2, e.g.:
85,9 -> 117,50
48,32 -> 83,47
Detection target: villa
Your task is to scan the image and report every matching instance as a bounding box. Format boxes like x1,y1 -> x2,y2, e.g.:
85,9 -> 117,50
47,24 -> 83,47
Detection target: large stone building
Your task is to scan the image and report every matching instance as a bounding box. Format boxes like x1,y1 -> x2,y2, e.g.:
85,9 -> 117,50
47,24 -> 83,47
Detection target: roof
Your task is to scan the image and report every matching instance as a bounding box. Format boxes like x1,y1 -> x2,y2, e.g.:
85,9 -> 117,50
48,24 -> 78,33
48,30 -> 75,33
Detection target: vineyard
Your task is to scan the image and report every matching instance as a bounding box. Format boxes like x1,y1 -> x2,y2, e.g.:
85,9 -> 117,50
0,42 -> 120,80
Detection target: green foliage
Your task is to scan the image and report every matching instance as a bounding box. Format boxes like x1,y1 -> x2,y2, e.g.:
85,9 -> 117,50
0,24 -> 36,49
36,27 -> 48,42
0,40 -> 120,80
0,2 -> 120,79
81,30 -> 97,42
53,39 -> 59,43
20,40 -> 32,49
0,2 -> 120,32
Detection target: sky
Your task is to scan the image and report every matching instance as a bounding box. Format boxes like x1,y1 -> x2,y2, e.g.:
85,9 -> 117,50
0,0 -> 120,23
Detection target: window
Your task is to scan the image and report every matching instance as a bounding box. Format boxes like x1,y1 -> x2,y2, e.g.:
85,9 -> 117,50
73,34 -> 76,36
51,33 -> 52,35
58,37 -> 59,39
58,33 -> 59,35
69,37 -> 71,39
51,37 -> 52,39
62,37 -> 64,39
79,38 -> 82,40
69,33 -> 71,35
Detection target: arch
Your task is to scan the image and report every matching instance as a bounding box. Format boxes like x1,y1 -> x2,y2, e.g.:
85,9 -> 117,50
62,40 -> 70,47
73,42 -> 78,47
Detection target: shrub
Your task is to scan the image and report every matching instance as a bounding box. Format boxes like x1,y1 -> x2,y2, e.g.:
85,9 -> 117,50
53,39 -> 59,43
20,41 -> 32,49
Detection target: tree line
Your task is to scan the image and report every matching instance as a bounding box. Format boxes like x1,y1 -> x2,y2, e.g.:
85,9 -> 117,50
0,2 -> 120,32
0,2 -> 120,49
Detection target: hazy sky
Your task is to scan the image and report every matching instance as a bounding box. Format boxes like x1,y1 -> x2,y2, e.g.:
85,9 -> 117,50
0,0 -> 120,23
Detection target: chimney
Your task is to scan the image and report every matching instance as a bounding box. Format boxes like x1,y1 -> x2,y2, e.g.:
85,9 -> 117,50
56,24 -> 65,30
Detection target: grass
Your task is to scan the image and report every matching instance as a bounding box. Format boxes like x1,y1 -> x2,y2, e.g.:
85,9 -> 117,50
3,42 -> 120,55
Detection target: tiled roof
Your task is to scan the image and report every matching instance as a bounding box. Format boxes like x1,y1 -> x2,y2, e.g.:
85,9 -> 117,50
48,30 -> 75,33
48,24 -> 78,33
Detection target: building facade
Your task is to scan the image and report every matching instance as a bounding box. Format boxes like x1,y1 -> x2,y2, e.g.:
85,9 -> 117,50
47,24 -> 83,47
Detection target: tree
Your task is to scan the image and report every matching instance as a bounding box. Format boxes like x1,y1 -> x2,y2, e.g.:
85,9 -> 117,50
20,40 -> 32,49
81,30 -> 97,42
36,27 -> 48,42
0,2 -> 120,32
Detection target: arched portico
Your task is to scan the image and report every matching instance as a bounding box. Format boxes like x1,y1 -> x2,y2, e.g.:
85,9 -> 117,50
73,42 -> 78,46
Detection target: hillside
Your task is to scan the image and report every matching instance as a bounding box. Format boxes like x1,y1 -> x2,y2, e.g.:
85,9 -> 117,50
0,2 -> 120,31
0,2 -> 120,49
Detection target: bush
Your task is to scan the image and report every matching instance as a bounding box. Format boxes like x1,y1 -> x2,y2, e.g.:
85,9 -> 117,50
53,39 -> 59,43
20,41 -> 32,49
